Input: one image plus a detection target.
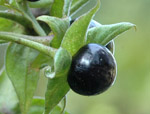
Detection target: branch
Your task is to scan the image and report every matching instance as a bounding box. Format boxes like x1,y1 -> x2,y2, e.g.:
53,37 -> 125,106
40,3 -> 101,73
0,32 -> 56,57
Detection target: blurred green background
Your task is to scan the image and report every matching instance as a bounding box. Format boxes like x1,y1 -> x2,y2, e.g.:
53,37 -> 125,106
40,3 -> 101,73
0,0 -> 150,114
67,0 -> 150,114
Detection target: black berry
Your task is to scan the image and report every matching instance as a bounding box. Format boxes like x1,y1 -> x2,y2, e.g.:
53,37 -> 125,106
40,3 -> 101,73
67,43 -> 117,96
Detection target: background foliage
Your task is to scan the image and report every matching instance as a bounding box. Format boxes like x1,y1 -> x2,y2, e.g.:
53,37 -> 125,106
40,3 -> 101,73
66,0 -> 150,114
0,0 -> 150,114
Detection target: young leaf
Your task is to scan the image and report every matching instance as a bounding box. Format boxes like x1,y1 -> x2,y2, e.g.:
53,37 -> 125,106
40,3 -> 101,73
70,0 -> 89,15
54,47 -> 71,77
50,0 -> 71,18
44,47 -> 71,114
87,22 -> 136,45
37,16 -> 70,48
6,43 -> 40,114
0,69 -> 18,113
44,77 -> 70,114
61,0 -> 100,55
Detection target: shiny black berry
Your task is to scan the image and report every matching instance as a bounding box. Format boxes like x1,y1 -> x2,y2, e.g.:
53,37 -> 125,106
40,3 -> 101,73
67,43 -> 117,96
27,0 -> 39,2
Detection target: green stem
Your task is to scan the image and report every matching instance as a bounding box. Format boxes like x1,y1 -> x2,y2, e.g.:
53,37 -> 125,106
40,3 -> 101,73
0,32 -> 53,45
0,40 -> 8,44
0,11 -> 32,29
19,1 -> 47,36
0,32 -> 56,57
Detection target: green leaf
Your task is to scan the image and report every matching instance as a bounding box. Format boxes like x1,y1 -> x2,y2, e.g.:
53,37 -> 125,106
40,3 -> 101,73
6,43 -> 40,114
44,48 -> 71,114
0,69 -> 18,113
28,98 -> 45,114
0,11 -> 32,29
54,47 -> 71,77
0,18 -> 25,33
37,16 -> 69,48
29,0 -> 53,8
44,77 -> 70,114
87,22 -> 136,45
70,0 -> 89,15
61,0 -> 100,55
28,98 -> 69,114
51,0 -> 71,18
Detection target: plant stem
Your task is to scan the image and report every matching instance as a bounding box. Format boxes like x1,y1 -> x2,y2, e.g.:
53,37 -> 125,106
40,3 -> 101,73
0,40 -> 8,44
0,32 -> 53,45
0,32 -> 57,57
20,1 -> 47,36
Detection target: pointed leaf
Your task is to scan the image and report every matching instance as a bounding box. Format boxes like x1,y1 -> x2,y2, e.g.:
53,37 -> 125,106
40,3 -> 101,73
87,22 -> 136,45
37,16 -> 69,48
54,47 -> 71,77
44,48 -> 71,114
61,0 -> 100,55
70,0 -> 89,15
51,0 -> 71,18
44,77 -> 70,114
6,43 -> 40,114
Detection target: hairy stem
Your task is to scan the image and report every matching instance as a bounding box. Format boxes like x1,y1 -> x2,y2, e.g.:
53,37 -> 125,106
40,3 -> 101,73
0,32 -> 56,57
20,1 -> 47,36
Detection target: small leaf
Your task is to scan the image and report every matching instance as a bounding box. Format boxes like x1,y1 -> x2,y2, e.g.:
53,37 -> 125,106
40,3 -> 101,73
54,47 -> 71,77
44,77 -> 70,114
61,0 -> 100,55
51,0 -> 71,18
44,48 -> 71,114
0,69 -> 18,113
87,22 -> 136,45
70,0 -> 89,15
6,43 -> 40,114
37,16 -> 70,48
